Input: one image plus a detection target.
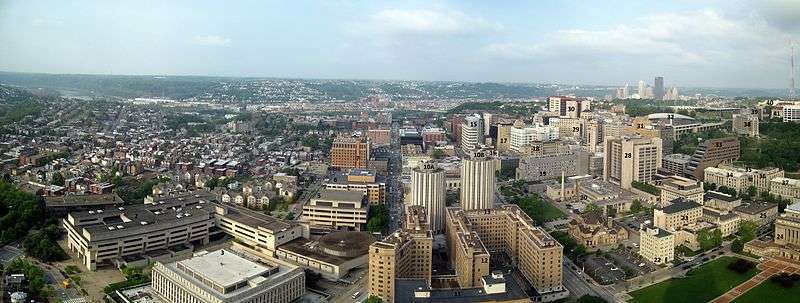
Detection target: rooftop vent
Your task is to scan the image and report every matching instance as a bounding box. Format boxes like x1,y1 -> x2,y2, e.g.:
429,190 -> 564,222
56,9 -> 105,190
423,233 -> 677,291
118,207 -> 125,211
89,211 -> 95,214
140,221 -> 148,225
116,225 -> 124,229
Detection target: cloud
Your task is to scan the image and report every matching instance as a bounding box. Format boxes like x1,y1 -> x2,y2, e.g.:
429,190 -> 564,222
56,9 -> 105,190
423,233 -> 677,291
483,10 -> 783,66
362,8 -> 502,37
750,0 -> 800,32
192,35 -> 231,47
31,17 -> 64,28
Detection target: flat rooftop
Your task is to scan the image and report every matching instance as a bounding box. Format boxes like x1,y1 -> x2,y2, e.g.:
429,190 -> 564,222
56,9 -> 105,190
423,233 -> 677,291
177,249 -> 272,290
312,189 -> 365,202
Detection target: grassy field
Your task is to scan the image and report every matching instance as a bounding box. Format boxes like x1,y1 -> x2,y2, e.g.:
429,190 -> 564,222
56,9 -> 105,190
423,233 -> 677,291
732,279 -> 800,303
513,195 -> 566,225
628,257 -> 759,303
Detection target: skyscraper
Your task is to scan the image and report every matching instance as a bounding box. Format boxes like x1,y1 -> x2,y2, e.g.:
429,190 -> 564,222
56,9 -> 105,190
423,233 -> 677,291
638,80 -> 646,99
411,162 -> 446,233
460,114 -> 484,152
460,151 -> 496,210
654,76 -> 665,100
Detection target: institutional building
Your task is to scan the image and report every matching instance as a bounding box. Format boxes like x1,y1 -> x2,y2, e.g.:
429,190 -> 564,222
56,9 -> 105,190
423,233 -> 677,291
276,231 -> 374,280
661,153 -> 692,177
516,151 -> 589,182
445,206 -> 569,302
686,137 -> 740,180
548,96 -> 590,118
603,136 -> 662,189
301,189 -> 368,230
64,192 -> 304,271
330,137 -> 371,169
638,225 -> 674,265
703,191 -> 742,211
151,248 -> 304,303
653,198 -> 703,231
732,202 -> 779,228
745,202 -> 800,262
460,151 -> 497,210
461,114 -> 484,152
509,122 -> 559,152
657,175 -> 704,204
410,162 -> 447,233
368,206 -> 433,301
568,213 -> 628,251
732,111 -> 760,137
324,169 -> 386,205
770,177 -> 800,203
703,165 -> 784,193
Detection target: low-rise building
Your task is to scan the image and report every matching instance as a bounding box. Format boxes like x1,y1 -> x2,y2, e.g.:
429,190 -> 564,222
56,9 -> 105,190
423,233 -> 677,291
657,175 -> 704,204
276,231 -> 374,280
703,191 -> 742,211
567,213 -> 628,251
324,169 -> 386,205
704,165 -> 784,193
733,202 -> 779,228
653,198 -> 703,231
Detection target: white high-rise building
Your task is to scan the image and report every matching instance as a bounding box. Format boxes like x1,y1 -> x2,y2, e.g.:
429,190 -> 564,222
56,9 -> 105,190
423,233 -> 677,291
461,114 -> 484,152
460,151 -> 497,210
637,80 -> 646,99
411,162 -> 446,233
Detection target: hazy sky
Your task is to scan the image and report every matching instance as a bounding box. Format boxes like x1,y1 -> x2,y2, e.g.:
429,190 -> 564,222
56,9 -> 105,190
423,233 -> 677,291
1,0 -> 799,88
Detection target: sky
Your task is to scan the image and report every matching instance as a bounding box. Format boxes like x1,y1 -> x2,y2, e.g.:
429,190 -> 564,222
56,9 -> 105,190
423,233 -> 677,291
1,0 -> 799,88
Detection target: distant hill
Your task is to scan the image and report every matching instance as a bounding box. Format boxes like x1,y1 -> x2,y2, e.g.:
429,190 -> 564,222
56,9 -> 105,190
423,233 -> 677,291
0,71 -> 789,102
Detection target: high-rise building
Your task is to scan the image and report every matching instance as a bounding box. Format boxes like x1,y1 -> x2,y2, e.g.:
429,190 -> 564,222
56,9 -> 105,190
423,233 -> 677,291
638,80 -> 646,99
330,137 -> 370,169
460,151 -> 497,210
460,114 -> 484,152
368,206 -> 433,301
662,153 -> 692,176
603,136 -> 663,189
732,110 -> 760,137
686,137 -> 740,181
654,76 -> 665,100
548,96 -> 591,118
445,206 -> 569,302
411,162 -> 446,233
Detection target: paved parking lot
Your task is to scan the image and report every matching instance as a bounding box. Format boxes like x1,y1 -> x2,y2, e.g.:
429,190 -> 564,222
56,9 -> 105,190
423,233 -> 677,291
608,247 -> 658,275
0,245 -> 23,264
582,254 -> 626,285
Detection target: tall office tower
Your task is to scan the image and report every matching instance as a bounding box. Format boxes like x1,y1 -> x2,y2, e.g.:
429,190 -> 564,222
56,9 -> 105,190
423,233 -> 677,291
460,151 -> 496,210
654,76 -> 665,100
411,162 -> 446,233
548,96 -> 591,118
603,136 -> 663,189
732,110 -> 760,137
330,137 -> 371,169
460,114 -> 484,152
638,80 -> 646,98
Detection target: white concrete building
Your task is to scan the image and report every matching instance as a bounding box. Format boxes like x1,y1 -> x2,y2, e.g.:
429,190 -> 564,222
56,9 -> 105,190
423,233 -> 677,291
460,151 -> 497,210
411,162 -> 447,233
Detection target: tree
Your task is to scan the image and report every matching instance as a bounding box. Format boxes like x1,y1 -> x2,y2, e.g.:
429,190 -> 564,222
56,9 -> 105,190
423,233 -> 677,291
365,295 -> 384,303
697,228 -> 723,251
285,212 -> 295,220
585,203 -> 603,215
731,239 -> 744,253
704,182 -> 717,191
738,220 -> 758,243
717,186 -> 738,197
367,205 -> 390,233
431,149 -> 444,159
630,199 -> 645,213
51,172 -> 65,186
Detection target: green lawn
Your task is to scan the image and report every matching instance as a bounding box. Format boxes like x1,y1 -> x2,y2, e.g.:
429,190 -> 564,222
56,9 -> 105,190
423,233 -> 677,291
628,257 -> 759,303
511,195 -> 566,225
732,279 -> 800,303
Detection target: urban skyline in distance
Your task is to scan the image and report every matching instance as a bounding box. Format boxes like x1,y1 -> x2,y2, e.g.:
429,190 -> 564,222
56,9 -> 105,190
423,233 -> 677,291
1,0 -> 799,89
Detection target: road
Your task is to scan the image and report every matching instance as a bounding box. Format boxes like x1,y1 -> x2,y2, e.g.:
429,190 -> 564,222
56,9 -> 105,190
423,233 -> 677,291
387,122 -> 405,232
562,257 -> 618,302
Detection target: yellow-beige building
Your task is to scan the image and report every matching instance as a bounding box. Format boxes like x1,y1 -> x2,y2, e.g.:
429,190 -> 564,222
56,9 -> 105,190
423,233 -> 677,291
445,206 -> 569,302
301,189 -> 368,230
732,202 -> 779,228
657,175 -> 704,204
568,213 -> 629,251
330,137 -> 371,169
638,226 -> 674,265
703,165 -> 784,193
745,202 -> 800,262
653,198 -> 703,231
325,169 -> 386,205
368,206 -> 433,301
603,135 -> 662,189
771,177 -> 800,203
